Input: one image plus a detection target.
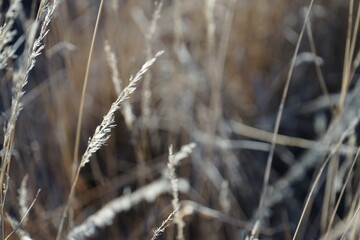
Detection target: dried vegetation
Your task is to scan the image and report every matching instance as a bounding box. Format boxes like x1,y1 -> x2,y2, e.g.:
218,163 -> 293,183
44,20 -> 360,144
0,0 -> 359,239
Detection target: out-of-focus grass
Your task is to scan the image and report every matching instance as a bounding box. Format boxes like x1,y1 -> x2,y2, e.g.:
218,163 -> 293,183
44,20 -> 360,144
0,0 -> 358,239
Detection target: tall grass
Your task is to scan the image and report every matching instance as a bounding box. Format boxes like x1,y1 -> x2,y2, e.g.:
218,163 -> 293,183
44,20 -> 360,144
0,0 -> 359,239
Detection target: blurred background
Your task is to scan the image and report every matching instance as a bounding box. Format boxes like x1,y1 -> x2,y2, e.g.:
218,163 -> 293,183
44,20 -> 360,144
0,0 -> 358,239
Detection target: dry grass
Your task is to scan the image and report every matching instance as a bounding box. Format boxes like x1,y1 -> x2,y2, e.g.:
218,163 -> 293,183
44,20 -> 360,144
0,0 -> 359,239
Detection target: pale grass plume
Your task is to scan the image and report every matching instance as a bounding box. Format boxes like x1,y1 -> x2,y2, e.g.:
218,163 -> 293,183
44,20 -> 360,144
70,1 -> 104,209
2,0 -> 58,171
118,143 -> 192,240
164,143 -> 196,238
172,142 -> 196,166
168,145 -> 185,240
58,50 -> 164,239
161,142 -> 196,177
81,50 -> 164,167
0,0 -> 23,70
0,1 -> 57,237
67,178 -> 189,240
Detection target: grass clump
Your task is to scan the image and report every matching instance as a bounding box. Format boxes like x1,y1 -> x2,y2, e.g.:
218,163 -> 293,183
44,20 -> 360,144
1,0 -> 360,239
